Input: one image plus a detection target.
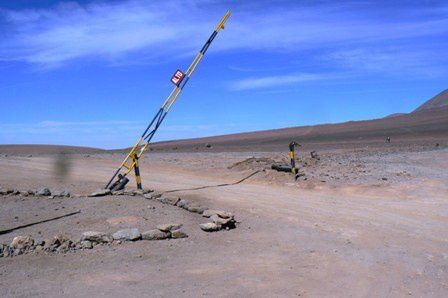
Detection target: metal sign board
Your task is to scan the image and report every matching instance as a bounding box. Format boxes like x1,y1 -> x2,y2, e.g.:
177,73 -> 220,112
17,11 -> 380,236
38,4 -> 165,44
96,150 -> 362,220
171,70 -> 185,86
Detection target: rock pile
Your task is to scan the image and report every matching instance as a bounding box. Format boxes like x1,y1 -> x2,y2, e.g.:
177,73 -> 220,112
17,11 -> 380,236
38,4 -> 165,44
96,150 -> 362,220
200,210 -> 236,232
1,224 -> 188,258
0,186 -> 70,198
89,188 -> 153,197
146,193 -> 209,216
145,193 -> 238,232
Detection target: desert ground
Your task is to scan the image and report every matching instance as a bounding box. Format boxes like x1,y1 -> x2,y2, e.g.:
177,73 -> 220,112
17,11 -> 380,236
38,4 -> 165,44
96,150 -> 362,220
0,134 -> 447,297
1,94 -> 447,297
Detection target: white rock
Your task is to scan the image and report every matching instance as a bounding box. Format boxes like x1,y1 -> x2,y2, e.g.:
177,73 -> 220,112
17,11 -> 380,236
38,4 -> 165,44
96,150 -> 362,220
199,222 -> 221,232
112,228 -> 141,241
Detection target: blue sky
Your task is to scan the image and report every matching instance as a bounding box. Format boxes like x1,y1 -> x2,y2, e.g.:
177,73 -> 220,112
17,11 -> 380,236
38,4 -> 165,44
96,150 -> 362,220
0,0 -> 447,149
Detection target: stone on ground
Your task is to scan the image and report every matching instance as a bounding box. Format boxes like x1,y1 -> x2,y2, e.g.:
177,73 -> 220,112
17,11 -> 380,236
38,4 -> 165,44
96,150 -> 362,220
37,187 -> 51,196
157,195 -> 181,206
199,222 -> 221,232
112,228 -> 141,241
210,214 -> 232,226
202,209 -> 233,219
141,229 -> 170,240
89,189 -> 111,197
52,233 -> 70,246
11,236 -> 34,250
53,190 -> 71,198
171,229 -> 188,239
157,223 -> 182,232
80,240 -> 93,249
187,205 -> 206,214
177,199 -> 190,209
81,231 -> 113,243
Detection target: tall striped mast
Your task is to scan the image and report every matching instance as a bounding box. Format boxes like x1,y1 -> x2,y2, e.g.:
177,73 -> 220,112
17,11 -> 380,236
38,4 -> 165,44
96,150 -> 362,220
105,11 -> 231,190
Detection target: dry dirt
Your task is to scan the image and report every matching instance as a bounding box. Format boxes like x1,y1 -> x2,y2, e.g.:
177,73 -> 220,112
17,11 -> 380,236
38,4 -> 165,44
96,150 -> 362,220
0,140 -> 447,297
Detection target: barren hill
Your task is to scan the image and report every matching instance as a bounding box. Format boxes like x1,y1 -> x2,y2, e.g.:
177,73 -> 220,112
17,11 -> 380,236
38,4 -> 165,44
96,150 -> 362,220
148,89 -> 448,152
414,89 -> 448,112
0,144 -> 104,155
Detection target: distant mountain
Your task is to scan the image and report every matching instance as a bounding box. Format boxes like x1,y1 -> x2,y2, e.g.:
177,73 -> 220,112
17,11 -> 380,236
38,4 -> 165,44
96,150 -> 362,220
413,89 -> 448,112
384,113 -> 406,118
0,144 -> 104,155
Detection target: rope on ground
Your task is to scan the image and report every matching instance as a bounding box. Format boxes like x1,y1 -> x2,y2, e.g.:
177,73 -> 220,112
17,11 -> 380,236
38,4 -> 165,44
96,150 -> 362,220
163,169 -> 262,194
0,210 -> 81,235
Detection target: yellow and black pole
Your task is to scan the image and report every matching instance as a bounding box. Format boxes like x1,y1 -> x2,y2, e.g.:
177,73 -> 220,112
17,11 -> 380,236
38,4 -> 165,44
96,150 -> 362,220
105,11 -> 231,191
132,154 -> 142,190
289,141 -> 298,175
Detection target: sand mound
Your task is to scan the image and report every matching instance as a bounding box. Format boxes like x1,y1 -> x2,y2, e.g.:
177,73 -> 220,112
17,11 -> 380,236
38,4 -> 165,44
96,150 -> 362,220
228,157 -> 277,171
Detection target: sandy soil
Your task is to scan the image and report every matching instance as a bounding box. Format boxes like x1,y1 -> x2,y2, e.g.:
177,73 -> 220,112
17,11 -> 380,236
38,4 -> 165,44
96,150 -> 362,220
0,142 -> 447,297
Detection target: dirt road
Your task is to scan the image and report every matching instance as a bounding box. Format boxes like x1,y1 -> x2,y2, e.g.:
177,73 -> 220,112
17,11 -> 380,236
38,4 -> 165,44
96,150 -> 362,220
0,148 -> 447,297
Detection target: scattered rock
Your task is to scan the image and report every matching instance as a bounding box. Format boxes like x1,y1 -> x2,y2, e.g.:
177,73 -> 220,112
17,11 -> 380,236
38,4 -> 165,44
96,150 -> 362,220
0,188 -> 14,195
37,187 -> 51,196
199,222 -> 221,232
89,189 -> 111,197
43,239 -> 51,250
310,151 -> 320,160
142,229 -> 170,240
143,193 -> 153,199
11,236 -> 34,250
157,223 -> 182,232
112,228 -> 141,241
171,229 -> 188,239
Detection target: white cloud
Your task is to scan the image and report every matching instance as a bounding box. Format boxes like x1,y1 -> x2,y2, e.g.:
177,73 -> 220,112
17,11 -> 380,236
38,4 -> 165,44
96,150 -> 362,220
229,73 -> 331,91
325,46 -> 448,77
0,0 -> 447,68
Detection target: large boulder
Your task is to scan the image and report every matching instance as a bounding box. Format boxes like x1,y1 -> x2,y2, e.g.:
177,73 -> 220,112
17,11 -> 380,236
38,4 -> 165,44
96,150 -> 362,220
157,223 -> 182,232
11,236 -> 34,250
36,187 -> 51,196
89,189 -> 111,197
112,228 -> 141,241
81,231 -> 113,243
141,229 -> 170,240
